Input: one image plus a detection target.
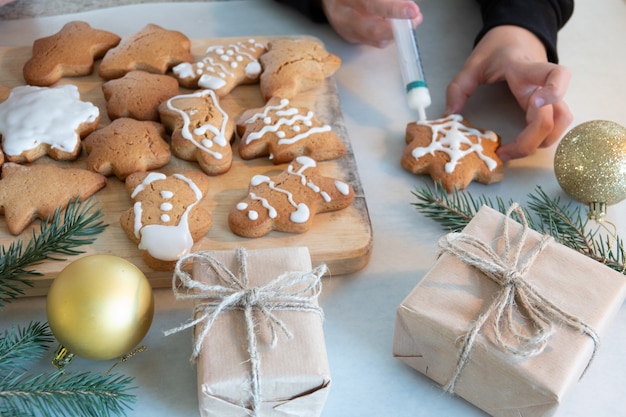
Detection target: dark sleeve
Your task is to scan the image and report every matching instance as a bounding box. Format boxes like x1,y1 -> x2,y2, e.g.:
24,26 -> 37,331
474,0 -> 574,63
274,0 -> 328,23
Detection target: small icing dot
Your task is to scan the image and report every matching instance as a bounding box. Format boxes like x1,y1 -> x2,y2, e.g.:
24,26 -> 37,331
248,211 -> 259,221
160,202 -> 173,211
237,202 -> 248,210
161,190 -> 174,199
161,214 -> 170,222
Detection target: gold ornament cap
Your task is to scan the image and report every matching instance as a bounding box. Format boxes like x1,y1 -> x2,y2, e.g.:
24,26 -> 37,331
554,120 -> 626,217
46,254 -> 154,364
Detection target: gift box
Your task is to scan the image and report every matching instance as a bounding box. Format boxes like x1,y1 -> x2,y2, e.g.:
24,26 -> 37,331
393,205 -> 626,417
168,246 -> 331,417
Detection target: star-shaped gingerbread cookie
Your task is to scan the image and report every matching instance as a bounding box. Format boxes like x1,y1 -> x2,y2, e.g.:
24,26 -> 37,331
158,89 -> 235,175
102,70 -> 180,121
259,39 -> 341,100
401,114 -> 504,192
229,155 -> 354,237
0,162 -> 107,235
98,24 -> 193,80
237,97 -> 345,164
84,118 -> 171,180
23,21 -> 121,86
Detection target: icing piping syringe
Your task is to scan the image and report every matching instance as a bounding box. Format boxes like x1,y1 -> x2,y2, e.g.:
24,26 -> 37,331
391,18 -> 431,121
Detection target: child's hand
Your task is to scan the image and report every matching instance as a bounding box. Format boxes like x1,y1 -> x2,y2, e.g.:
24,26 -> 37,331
322,0 -> 422,48
445,25 -> 573,162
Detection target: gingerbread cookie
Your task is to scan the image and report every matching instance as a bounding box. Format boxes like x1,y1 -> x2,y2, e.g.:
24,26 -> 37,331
98,24 -> 193,80
120,171 -> 212,271
259,38 -> 341,100
158,89 -> 235,176
229,155 -> 354,237
84,118 -> 171,180
237,97 -> 345,164
23,21 -> 121,86
172,39 -> 266,96
0,85 -> 100,163
0,162 -> 107,235
401,114 -> 503,192
102,70 -> 180,121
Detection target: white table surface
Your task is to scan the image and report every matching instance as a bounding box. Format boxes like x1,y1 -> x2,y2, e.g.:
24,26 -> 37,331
1,1 -> 626,416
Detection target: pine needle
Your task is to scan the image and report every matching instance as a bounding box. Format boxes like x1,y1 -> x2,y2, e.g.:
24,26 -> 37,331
0,197 -> 107,306
0,322 -> 53,372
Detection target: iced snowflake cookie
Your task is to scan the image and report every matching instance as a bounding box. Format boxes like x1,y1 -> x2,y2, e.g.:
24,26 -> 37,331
158,89 -> 235,176
172,39 -> 266,96
0,162 -> 107,235
84,118 -> 171,180
259,38 -> 341,100
236,97 -> 345,164
102,70 -> 180,121
99,24 -> 193,80
229,156 -> 354,237
0,85 -> 100,163
401,114 -> 503,192
120,171 -> 212,271
23,21 -> 121,86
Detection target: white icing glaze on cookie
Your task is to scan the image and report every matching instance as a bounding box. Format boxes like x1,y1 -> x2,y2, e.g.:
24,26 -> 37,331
166,89 -> 230,160
173,39 -> 264,89
0,85 -> 99,156
243,98 -> 332,145
413,114 -> 498,174
131,173 -> 204,261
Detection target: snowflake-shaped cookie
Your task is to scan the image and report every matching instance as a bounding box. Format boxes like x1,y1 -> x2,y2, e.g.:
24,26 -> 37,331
158,89 -> 235,175
84,118 -> 171,180
120,170 -> 212,271
99,24 -> 193,80
229,156 -> 354,237
236,97 -> 345,164
172,39 -> 266,96
401,114 -> 504,192
0,162 -> 107,235
0,84 -> 100,163
23,20 -> 121,86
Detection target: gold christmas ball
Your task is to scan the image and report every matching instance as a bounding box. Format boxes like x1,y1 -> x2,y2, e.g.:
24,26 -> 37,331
554,120 -> 626,207
46,254 -> 154,361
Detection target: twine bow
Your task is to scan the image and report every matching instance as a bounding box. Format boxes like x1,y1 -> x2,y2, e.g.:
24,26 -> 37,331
165,247 -> 327,417
438,203 -> 600,394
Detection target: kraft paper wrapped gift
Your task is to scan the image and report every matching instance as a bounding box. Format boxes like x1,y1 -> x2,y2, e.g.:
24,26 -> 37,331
168,246 -> 331,417
393,205 -> 626,417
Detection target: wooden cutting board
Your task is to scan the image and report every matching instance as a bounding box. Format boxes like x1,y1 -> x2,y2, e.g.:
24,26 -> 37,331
0,36 -> 372,297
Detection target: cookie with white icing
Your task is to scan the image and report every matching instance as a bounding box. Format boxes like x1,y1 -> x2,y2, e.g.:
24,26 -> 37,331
401,114 -> 504,192
84,118 -> 171,180
0,85 -> 100,163
120,170 -> 212,271
158,89 -> 235,176
0,162 -> 107,235
259,38 -> 341,100
229,155 -> 354,237
172,39 -> 266,96
236,97 -> 345,164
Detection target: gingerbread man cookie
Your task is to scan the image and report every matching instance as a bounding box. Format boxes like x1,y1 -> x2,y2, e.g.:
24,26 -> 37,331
236,97 -> 345,164
229,155 -> 354,237
172,39 -> 266,96
0,85 -> 100,163
99,24 -> 193,80
158,89 -> 235,176
23,20 -> 121,86
84,118 -> 171,180
401,114 -> 504,192
120,171 -> 212,271
0,162 -> 107,235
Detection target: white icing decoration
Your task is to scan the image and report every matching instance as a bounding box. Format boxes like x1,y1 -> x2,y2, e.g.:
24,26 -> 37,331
0,85 -> 99,156
161,190 -> 174,199
334,180 -> 350,195
166,89 -> 230,160
413,114 -> 499,173
161,214 -> 171,222
160,202 -> 173,211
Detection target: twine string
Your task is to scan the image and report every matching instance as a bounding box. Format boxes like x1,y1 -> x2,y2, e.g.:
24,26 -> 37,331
165,248 -> 326,417
439,204 -> 600,393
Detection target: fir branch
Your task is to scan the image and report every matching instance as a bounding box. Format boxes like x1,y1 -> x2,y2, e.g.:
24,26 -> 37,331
0,197 -> 107,306
0,322 -> 53,372
0,371 -> 135,417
